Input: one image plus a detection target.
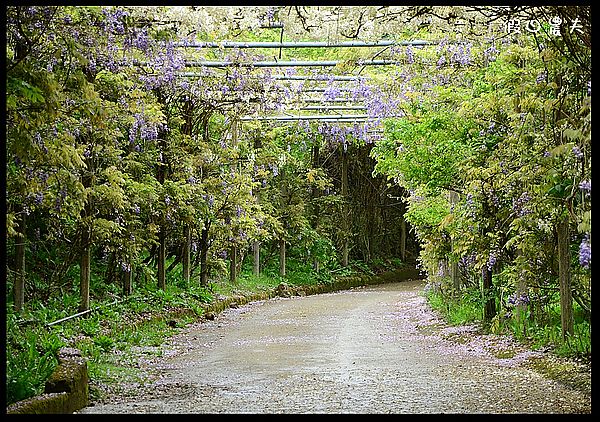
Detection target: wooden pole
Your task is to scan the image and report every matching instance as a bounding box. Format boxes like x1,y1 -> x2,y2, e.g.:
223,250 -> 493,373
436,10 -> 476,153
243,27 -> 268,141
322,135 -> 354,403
253,241 -> 260,276
557,214 -> 575,338
13,214 -> 26,313
279,238 -> 286,277
123,266 -> 132,296
183,224 -> 191,284
341,146 -> 349,267
158,228 -> 166,290
229,245 -> 237,283
79,221 -> 91,313
449,190 -> 460,293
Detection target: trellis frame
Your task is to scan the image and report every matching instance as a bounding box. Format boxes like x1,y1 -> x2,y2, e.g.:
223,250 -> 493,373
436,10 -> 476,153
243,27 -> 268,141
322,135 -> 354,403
171,38 -> 433,126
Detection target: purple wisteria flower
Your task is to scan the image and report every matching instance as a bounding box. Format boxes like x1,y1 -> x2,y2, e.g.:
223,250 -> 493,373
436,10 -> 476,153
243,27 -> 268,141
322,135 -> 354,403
486,251 -> 498,271
350,77 -> 371,101
484,45 -> 499,62
406,45 -> 415,64
507,293 -> 530,307
465,193 -> 475,208
102,8 -> 128,35
120,261 -> 131,273
536,71 -> 547,84
436,55 -> 446,68
579,234 -> 591,269
33,192 -> 44,205
265,7 -> 276,22
133,28 -> 150,52
323,79 -> 340,101
459,254 -> 476,268
450,43 -> 471,66
129,112 -> 163,143
579,179 -> 591,195
512,191 -> 532,217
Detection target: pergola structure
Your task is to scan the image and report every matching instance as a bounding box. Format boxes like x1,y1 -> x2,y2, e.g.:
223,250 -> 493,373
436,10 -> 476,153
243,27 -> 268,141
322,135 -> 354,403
171,38 -> 439,127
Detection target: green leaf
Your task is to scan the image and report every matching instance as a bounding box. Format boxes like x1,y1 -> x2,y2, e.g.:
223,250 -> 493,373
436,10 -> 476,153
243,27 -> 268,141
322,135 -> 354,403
8,77 -> 46,104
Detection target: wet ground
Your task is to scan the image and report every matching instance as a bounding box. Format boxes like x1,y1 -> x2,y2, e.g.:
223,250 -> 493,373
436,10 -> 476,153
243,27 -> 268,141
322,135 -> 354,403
78,280 -> 591,414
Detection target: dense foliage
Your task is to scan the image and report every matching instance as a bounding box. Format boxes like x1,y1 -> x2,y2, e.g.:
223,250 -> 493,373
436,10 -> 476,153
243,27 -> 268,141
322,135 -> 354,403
371,6 -> 591,349
4,5 -> 591,406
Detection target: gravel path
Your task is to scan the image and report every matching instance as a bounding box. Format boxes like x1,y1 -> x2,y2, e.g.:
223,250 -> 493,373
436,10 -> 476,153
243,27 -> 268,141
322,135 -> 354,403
78,280 -> 591,414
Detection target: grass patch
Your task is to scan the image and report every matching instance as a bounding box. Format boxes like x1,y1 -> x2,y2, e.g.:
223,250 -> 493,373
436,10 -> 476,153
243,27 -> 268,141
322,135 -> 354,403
423,282 -> 592,361
425,285 -> 482,326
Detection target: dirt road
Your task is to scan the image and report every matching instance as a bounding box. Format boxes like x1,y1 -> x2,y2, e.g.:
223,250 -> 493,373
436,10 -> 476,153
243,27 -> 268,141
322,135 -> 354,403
78,280 -> 591,414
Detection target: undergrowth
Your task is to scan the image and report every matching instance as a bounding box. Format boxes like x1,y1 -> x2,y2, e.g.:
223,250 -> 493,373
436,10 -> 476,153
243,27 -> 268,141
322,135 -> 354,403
423,281 -> 592,360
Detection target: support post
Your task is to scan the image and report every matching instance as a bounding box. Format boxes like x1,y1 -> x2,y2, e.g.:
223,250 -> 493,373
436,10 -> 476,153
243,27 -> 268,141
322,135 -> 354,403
341,145 -> 349,267
79,225 -> 91,313
13,214 -> 26,313
557,214 -> 575,338
229,245 -> 237,284
158,228 -> 166,290
183,224 -> 191,284
449,190 -> 460,293
279,238 -> 286,277
253,241 -> 260,276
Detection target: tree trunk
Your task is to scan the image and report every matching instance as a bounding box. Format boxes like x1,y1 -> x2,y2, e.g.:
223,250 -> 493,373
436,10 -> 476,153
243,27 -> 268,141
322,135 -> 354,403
399,213 -> 407,262
310,143 -> 322,273
104,251 -> 117,286
79,162 -> 93,313
79,224 -> 91,312
515,261 -> 528,337
158,227 -> 166,290
557,214 -> 575,338
341,146 -> 349,267
13,214 -> 26,313
156,120 -> 167,290
122,266 -> 132,296
449,190 -> 460,293
183,224 -> 191,284
229,245 -> 237,284
482,266 -> 496,323
279,238 -> 286,277
253,241 -> 260,276
450,258 -> 460,294
199,224 -> 210,287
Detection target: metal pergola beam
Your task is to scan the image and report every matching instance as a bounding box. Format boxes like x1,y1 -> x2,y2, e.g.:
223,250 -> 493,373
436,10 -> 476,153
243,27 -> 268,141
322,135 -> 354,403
260,22 -> 284,29
302,87 -> 354,92
272,75 -> 361,81
176,40 -> 430,49
184,59 -> 401,68
299,105 -> 366,111
197,87 -> 355,92
266,121 -> 386,133
301,98 -> 364,103
178,72 -> 363,81
240,114 -> 399,122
